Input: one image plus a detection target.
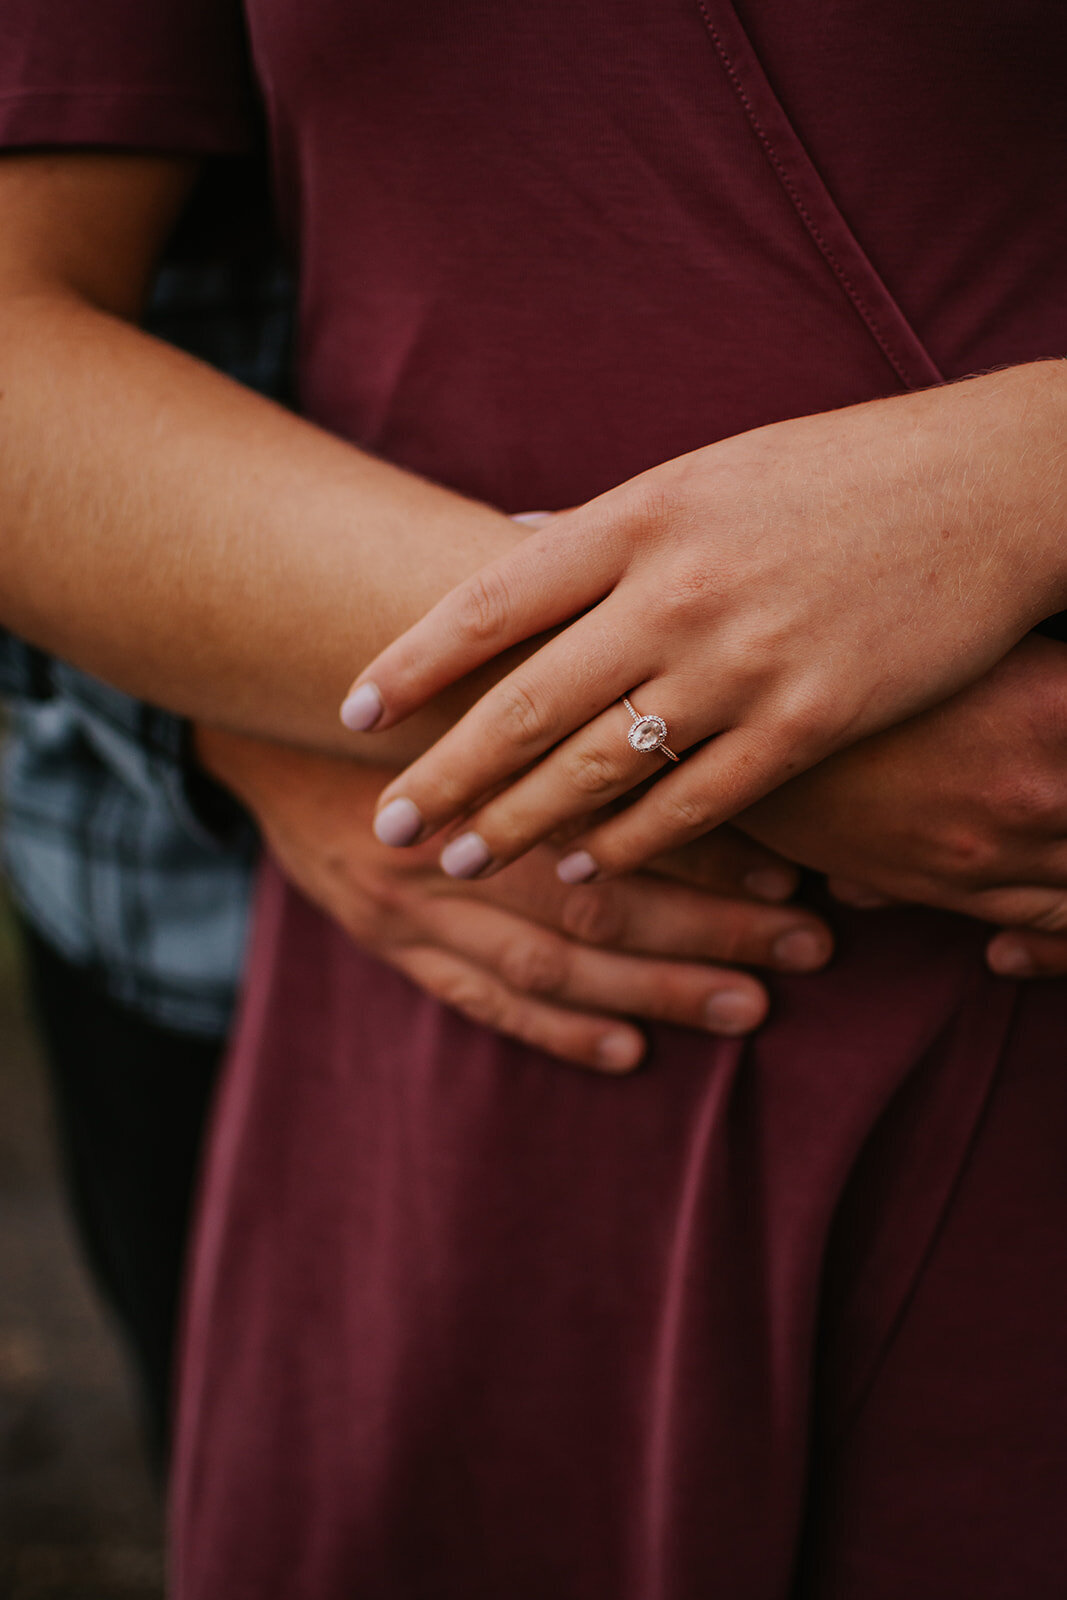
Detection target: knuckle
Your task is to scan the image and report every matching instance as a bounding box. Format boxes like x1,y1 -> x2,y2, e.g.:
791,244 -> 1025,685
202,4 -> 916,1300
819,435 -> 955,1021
703,917 -> 752,966
564,743 -> 622,798
439,971 -> 504,1028
497,934 -> 568,997
497,678 -> 547,745
929,824 -> 1000,886
315,851 -> 398,934
560,884 -> 626,946
657,788 -> 715,836
456,569 -> 512,643
360,871 -> 408,921
993,771 -> 1064,832
774,689 -> 834,756
646,968 -> 700,1018
658,559 -> 724,618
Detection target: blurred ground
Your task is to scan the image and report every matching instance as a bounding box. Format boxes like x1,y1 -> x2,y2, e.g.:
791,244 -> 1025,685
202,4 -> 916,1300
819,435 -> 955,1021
0,893 -> 164,1600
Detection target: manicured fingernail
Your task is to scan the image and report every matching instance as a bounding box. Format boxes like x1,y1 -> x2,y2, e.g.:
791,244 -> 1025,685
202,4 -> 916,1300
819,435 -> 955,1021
440,831 -> 492,879
744,867 -> 795,902
340,682 -> 383,732
373,797 -> 423,847
511,511 -> 553,526
596,1031 -> 644,1072
773,928 -> 828,971
704,990 -> 762,1034
987,935 -> 1033,977
557,850 -> 598,885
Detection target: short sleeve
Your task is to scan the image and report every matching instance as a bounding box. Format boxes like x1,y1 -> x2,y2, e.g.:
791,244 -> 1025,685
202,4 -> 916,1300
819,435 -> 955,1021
0,0 -> 257,156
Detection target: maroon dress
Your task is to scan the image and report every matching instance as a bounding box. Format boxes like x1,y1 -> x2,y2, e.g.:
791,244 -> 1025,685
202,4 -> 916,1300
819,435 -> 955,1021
2,1 -> 1066,1594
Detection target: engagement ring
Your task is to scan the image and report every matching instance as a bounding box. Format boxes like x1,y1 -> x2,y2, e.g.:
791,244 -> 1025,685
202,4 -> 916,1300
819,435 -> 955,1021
622,697 -> 679,761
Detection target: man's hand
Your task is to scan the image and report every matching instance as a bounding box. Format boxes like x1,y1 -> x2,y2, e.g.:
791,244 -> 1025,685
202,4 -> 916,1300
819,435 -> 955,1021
195,726 -> 832,1074
737,634 -> 1067,978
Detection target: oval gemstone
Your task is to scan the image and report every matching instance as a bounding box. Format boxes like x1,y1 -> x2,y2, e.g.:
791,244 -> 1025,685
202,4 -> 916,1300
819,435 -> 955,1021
630,716 -> 665,752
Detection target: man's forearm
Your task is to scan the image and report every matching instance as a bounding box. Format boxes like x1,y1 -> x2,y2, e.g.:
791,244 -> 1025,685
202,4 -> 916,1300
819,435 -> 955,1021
0,287 -> 516,757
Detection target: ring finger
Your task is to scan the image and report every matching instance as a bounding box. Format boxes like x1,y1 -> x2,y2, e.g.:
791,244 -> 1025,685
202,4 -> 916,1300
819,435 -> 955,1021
432,684 -> 705,879
370,600 -> 672,848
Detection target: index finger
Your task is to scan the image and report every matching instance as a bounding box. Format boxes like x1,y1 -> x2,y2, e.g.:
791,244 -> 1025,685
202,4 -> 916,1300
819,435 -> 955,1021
339,511 -> 616,732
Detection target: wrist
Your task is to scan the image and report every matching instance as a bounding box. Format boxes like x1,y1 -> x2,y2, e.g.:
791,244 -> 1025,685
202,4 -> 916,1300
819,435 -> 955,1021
965,360 -> 1067,619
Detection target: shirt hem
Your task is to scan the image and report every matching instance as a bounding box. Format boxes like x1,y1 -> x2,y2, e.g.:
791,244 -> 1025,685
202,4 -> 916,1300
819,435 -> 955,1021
0,87 -> 252,156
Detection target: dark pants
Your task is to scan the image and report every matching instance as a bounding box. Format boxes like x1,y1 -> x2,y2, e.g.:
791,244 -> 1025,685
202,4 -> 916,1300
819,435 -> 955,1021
17,920 -> 225,1476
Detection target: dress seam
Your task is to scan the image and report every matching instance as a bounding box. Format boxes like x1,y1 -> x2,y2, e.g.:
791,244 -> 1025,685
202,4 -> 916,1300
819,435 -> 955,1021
694,3 -> 941,391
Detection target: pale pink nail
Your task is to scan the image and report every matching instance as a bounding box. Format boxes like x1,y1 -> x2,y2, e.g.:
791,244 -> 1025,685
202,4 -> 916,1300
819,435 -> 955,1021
557,849 -> 598,884
596,1031 -> 644,1072
744,867 -> 795,902
704,991 -> 762,1034
340,681 -> 383,732
987,934 -> 1033,977
440,831 -> 492,879
373,797 -> 423,847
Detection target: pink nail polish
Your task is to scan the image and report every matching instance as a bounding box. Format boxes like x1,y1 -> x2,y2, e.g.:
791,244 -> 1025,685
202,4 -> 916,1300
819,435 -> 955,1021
440,832 -> 492,879
596,1031 -> 643,1072
704,991 -> 762,1034
988,935 -> 1033,977
744,867 -> 795,902
772,929 -> 827,971
373,797 -> 423,847
510,511 -> 553,527
340,682 -> 383,732
557,849 -> 598,884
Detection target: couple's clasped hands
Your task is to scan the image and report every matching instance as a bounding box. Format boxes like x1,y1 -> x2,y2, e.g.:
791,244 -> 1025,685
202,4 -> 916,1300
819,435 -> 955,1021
200,619 -> 1067,1084
204,361 -> 1067,1071
341,362 -> 1067,973
194,727 -> 834,1072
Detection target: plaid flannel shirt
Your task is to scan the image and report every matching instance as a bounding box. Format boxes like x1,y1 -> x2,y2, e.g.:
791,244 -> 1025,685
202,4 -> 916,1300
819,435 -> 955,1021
0,176 -> 293,1037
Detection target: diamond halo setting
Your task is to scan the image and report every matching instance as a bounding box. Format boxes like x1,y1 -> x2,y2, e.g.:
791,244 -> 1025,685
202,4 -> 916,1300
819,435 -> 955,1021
622,699 -> 679,762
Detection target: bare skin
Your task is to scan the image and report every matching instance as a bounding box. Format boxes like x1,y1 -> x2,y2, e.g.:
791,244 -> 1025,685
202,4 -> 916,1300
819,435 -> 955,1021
5,149 -> 1066,1070
199,629 -> 1067,1078
737,634 -> 1067,975
195,726 -> 833,1070
353,362 -> 1067,881
0,149 -> 837,1069
0,152 -> 521,758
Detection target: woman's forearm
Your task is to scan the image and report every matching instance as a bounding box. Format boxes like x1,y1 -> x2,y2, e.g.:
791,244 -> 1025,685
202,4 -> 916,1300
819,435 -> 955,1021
0,286 -> 518,757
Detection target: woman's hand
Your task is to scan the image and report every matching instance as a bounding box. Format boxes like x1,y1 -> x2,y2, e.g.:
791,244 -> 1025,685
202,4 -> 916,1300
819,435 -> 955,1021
737,634 -> 1067,963
348,362 -> 1067,880
194,728 -> 832,1073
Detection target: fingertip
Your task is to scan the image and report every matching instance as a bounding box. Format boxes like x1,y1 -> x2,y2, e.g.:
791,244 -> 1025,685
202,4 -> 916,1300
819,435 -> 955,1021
440,831 -> 493,879
703,987 -> 767,1035
772,926 -> 832,971
373,796 -> 424,847
986,933 -> 1035,977
510,511 -> 554,528
340,680 -> 384,732
595,1029 -> 646,1073
557,849 -> 599,885
743,866 -> 797,902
